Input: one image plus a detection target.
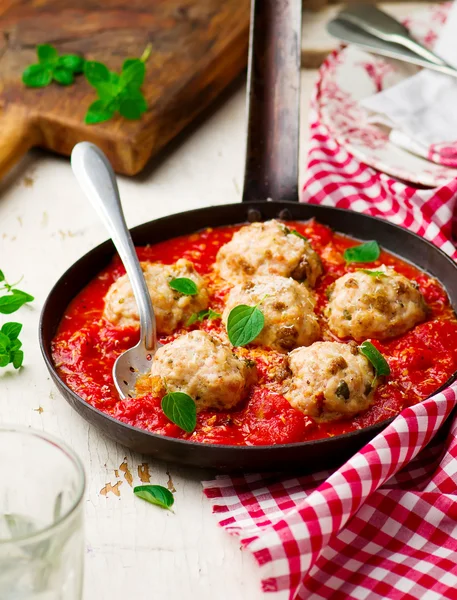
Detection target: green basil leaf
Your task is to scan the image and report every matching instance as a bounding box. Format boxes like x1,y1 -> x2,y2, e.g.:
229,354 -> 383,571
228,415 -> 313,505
0,332 -> 10,352
95,81 -> 121,102
110,72 -> 120,86
119,95 -> 147,120
289,229 -> 308,241
186,313 -> 199,326
161,392 -> 197,433
359,341 -> 390,377
12,350 -> 24,369
226,304 -> 265,347
37,44 -> 58,64
120,59 -> 145,87
10,339 -> 22,351
357,269 -> 387,278
22,64 -> 53,88
84,61 -> 111,86
186,308 -> 221,326
53,67 -> 74,86
207,308 -> 221,321
0,354 -> 10,368
344,241 -> 380,264
1,322 -> 22,341
58,54 -> 84,73
0,291 -> 33,315
0,270 -> 4,282
85,100 -> 115,125
169,278 -> 198,296
133,485 -> 174,510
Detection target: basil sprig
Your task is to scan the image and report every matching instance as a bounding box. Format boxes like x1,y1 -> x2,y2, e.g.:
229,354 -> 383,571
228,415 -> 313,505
359,341 -> 390,377
283,226 -> 308,241
84,46 -> 150,124
169,278 -> 198,296
226,304 -> 265,347
186,308 -> 221,326
0,323 -> 24,369
133,485 -> 174,510
357,269 -> 386,277
162,391 -> 197,433
344,241 -> 380,264
22,44 -> 85,88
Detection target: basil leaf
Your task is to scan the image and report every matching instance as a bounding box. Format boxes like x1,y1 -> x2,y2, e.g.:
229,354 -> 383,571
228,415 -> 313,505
186,308 -> 221,326
290,229 -> 308,241
226,304 -> 264,347
22,64 -> 53,88
58,54 -> 84,73
85,100 -> 115,125
53,67 -> 74,86
359,341 -> 390,377
119,96 -> 147,120
161,392 -> 197,433
344,241 -> 380,264
37,44 -> 58,64
0,354 -> 9,368
12,350 -> 24,369
357,269 -> 387,277
84,61 -> 110,86
10,339 -> 22,351
1,322 -> 21,341
0,332 -> 10,352
169,278 -> 198,296
0,290 -> 33,314
0,270 -> 5,282
133,485 -> 174,510
121,59 -> 145,87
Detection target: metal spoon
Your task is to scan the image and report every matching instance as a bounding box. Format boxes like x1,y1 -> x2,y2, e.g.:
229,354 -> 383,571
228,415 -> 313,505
336,4 -> 452,69
71,142 -> 160,400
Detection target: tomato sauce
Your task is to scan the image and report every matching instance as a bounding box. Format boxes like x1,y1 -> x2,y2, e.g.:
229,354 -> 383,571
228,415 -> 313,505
52,220 -> 457,446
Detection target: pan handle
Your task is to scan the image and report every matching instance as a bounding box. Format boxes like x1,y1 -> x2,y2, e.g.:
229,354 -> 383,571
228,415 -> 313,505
242,0 -> 302,203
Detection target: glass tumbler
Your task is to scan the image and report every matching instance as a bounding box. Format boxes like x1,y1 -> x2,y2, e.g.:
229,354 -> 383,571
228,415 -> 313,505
0,426 -> 85,600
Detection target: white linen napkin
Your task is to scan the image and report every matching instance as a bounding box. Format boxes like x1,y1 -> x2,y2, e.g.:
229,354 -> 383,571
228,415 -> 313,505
360,2 -> 457,168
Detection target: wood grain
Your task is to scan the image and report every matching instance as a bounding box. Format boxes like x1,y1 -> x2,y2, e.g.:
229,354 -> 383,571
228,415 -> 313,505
0,0 -> 250,175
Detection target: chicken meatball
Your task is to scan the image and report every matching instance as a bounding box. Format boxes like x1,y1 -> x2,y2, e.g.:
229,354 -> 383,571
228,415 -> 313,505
222,275 -> 320,352
216,220 -> 323,286
150,331 -> 256,411
325,266 -> 427,341
284,341 -> 376,422
104,259 -> 209,334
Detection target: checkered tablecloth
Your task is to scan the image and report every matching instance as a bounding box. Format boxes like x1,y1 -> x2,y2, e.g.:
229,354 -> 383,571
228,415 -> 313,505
202,52 -> 457,600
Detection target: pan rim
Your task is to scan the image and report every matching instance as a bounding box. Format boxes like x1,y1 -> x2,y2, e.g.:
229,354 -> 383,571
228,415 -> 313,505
39,201 -> 457,453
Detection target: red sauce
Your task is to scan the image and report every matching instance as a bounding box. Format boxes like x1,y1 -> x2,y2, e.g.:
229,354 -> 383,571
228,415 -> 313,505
52,220 -> 457,446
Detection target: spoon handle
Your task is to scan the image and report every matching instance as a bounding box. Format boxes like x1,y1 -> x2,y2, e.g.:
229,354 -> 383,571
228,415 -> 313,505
71,142 -> 157,352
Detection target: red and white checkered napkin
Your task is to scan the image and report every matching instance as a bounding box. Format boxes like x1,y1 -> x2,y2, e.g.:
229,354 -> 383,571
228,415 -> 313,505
202,59 -> 457,599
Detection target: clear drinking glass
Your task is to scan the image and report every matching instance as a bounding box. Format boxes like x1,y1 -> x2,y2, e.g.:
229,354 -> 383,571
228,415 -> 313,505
0,426 -> 85,600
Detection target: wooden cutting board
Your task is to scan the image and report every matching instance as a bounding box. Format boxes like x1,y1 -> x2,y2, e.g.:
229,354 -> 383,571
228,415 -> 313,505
0,0 -> 250,177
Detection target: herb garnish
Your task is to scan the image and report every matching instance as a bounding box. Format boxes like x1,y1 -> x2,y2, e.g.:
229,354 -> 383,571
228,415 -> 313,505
344,241 -> 380,264
133,485 -> 174,510
161,391 -> 197,433
226,304 -> 265,347
357,269 -> 387,278
22,45 -> 85,88
359,341 -> 390,378
0,271 -> 33,370
186,308 -> 221,326
169,278 -> 198,296
84,44 -> 151,124
283,226 -> 308,241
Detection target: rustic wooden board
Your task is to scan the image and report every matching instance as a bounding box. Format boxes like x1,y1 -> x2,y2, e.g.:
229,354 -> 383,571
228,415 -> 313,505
0,0 -> 250,176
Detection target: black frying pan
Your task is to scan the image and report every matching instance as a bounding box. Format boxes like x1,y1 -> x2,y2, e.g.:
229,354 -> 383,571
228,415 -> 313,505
39,0 -> 457,472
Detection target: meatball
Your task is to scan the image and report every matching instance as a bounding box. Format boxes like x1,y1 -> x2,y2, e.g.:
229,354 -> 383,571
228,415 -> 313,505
325,265 -> 427,341
222,275 -> 320,352
215,220 -> 323,286
284,341 -> 376,422
104,259 -> 209,334
150,331 -> 256,411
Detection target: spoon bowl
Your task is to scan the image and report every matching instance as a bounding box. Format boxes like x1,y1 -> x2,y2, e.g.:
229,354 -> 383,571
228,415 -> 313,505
71,142 -> 160,400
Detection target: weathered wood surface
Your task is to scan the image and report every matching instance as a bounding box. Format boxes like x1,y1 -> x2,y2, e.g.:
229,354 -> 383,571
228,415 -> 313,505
0,0 -> 250,176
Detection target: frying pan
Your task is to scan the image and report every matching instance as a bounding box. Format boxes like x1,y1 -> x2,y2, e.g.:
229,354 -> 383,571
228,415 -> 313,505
39,0 -> 457,472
